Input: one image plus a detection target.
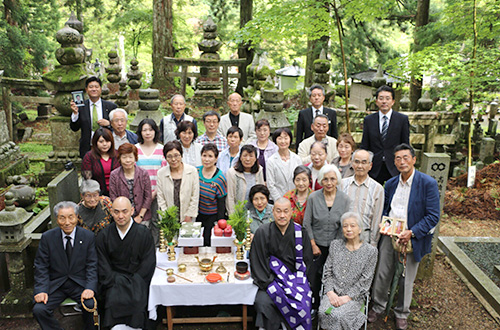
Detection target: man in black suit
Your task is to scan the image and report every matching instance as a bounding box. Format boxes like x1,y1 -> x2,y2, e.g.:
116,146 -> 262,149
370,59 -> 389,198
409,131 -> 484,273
295,84 -> 338,148
360,85 -> 410,185
33,201 -> 98,330
70,76 -> 117,158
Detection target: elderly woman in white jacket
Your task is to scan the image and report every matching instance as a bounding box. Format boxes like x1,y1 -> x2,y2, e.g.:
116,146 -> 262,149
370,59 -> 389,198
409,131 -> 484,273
157,140 -> 200,222
266,127 -> 302,201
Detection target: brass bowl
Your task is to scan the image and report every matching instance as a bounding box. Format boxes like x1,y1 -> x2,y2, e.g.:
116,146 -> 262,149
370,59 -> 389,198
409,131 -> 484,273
166,268 -> 174,276
195,256 -> 217,272
178,264 -> 187,273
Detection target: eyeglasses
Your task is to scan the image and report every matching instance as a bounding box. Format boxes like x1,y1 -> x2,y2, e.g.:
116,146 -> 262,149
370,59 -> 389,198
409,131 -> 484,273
353,159 -> 370,165
112,118 -> 127,123
83,193 -> 100,199
395,155 -> 413,163
166,154 -> 182,160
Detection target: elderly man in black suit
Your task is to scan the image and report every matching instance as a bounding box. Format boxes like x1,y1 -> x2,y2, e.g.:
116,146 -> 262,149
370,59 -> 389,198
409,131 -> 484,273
70,76 -> 118,158
360,85 -> 410,185
33,201 -> 98,330
296,84 -> 338,148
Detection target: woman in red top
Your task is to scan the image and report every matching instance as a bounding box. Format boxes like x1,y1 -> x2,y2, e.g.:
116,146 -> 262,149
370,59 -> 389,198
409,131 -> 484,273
283,165 -> 312,225
81,127 -> 120,196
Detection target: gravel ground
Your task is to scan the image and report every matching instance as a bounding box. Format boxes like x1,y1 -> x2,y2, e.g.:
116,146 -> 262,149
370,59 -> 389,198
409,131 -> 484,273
457,241 -> 500,287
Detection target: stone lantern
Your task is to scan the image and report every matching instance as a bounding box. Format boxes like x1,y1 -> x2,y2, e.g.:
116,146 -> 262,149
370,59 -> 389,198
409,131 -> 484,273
0,192 -> 33,317
130,88 -> 163,131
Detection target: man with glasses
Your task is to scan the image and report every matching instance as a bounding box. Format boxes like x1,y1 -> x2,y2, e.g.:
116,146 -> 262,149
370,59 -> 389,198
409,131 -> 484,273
297,114 -> 339,164
367,144 -> 440,330
160,94 -> 197,143
109,108 -> 138,149
196,110 -> 228,152
218,93 -> 256,143
341,149 -> 384,247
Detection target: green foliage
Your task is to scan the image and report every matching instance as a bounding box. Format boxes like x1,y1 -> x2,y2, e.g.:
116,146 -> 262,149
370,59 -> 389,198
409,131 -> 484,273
112,9 -> 153,59
19,143 -> 53,157
227,200 -> 248,242
158,205 -> 181,242
0,0 -> 60,78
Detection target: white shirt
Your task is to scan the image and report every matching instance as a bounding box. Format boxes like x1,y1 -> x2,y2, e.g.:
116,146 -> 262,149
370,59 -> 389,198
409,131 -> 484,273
378,109 -> 393,133
311,105 -> 324,118
389,169 -> 415,222
71,98 -> 103,124
117,219 -> 134,240
113,131 -> 129,149
61,228 -> 76,248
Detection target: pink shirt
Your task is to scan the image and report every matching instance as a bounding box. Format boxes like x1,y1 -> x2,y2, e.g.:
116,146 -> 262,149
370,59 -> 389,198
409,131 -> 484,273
100,158 -> 113,192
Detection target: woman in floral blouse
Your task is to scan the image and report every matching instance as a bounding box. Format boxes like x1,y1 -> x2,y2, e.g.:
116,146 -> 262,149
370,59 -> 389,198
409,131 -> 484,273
283,165 -> 312,225
77,179 -> 113,235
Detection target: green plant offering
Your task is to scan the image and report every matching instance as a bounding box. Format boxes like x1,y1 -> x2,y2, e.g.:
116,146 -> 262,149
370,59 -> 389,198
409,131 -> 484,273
228,200 -> 249,242
157,205 -> 181,242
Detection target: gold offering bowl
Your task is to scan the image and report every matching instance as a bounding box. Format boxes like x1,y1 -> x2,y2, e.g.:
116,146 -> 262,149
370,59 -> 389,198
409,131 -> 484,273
195,255 -> 217,272
178,264 -> 187,273
166,268 -> 174,276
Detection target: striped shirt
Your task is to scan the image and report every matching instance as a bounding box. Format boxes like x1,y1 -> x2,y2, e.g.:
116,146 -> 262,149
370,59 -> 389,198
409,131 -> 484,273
198,167 -> 227,215
196,133 -> 228,152
135,143 -> 166,192
341,175 -> 385,246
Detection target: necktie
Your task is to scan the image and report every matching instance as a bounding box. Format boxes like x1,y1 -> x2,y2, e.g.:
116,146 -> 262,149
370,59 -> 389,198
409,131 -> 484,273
315,109 -> 320,118
381,115 -> 388,141
92,103 -> 99,131
65,236 -> 73,261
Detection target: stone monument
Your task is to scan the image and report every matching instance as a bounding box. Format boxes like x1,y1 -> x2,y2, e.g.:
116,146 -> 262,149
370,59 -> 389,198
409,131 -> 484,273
130,88 -> 163,131
487,98 -> 498,137
312,49 -> 335,105
41,13 -> 85,173
0,112 -> 29,186
192,16 -> 223,109
255,77 -> 291,131
417,153 -> 450,279
105,47 -> 122,97
126,58 -> 143,111
242,53 -> 261,113
0,192 -> 33,317
115,79 -> 129,108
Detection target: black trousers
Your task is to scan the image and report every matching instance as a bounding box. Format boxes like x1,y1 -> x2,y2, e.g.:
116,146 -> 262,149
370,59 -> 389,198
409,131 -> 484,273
33,279 -> 96,330
196,213 -> 218,246
309,245 -> 330,309
374,161 -> 393,186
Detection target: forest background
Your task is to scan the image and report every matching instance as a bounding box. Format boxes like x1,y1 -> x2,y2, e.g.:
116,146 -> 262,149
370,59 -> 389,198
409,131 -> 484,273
1,0 -> 499,110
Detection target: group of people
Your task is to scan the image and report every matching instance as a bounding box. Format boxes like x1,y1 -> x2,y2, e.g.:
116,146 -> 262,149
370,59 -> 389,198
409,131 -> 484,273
32,77 -> 440,330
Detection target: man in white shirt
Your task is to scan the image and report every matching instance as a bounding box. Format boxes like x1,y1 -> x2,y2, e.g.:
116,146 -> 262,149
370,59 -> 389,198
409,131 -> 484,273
109,108 -> 138,149
297,114 -> 339,164
218,93 -> 256,143
295,84 -> 338,147
367,144 -> 440,330
159,94 -> 197,143
341,149 -> 384,246
70,76 -> 117,158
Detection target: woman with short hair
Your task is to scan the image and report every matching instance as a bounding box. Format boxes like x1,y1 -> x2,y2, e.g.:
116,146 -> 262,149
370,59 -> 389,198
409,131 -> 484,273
283,165 -> 313,226
266,127 -> 302,201
319,212 -> 378,330
247,184 -> 274,234
303,164 -> 350,310
81,128 -> 120,196
157,140 -> 200,223
331,132 -> 356,178
197,143 -> 227,246
247,119 -> 278,181
225,144 -> 265,215
217,126 -> 243,175
77,179 -> 113,235
109,143 -> 152,225
175,120 -> 202,167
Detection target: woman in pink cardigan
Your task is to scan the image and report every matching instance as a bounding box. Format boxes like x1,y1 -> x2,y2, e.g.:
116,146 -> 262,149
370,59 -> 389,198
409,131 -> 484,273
109,143 -> 153,226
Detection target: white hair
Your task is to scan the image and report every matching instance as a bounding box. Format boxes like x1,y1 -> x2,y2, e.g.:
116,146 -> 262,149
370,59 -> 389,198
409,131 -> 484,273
340,211 -> 365,242
352,149 -> 374,163
109,108 -> 128,121
317,164 -> 342,189
54,201 -> 78,217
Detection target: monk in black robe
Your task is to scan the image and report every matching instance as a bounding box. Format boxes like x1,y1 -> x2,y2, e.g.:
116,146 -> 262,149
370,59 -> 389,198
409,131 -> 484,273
96,196 -> 156,330
250,198 -> 314,330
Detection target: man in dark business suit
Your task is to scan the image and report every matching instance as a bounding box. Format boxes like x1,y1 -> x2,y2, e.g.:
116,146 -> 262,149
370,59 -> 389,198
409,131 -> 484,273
33,201 -> 98,330
70,76 -> 117,158
368,144 -> 440,330
360,85 -> 410,185
295,84 -> 338,148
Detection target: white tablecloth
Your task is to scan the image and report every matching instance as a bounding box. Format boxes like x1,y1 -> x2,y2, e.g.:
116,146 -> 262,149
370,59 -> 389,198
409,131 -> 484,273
148,248 -> 259,320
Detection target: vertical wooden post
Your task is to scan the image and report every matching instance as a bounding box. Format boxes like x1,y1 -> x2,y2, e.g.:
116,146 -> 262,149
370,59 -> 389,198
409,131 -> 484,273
2,86 -> 13,141
180,65 -> 188,97
222,64 -> 229,103
242,304 -> 248,330
166,306 -> 174,330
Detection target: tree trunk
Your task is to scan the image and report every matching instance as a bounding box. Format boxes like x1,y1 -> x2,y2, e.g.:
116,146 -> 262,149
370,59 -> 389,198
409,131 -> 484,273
236,0 -> 253,95
409,0 -> 430,110
152,0 -> 175,89
304,36 -> 329,89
